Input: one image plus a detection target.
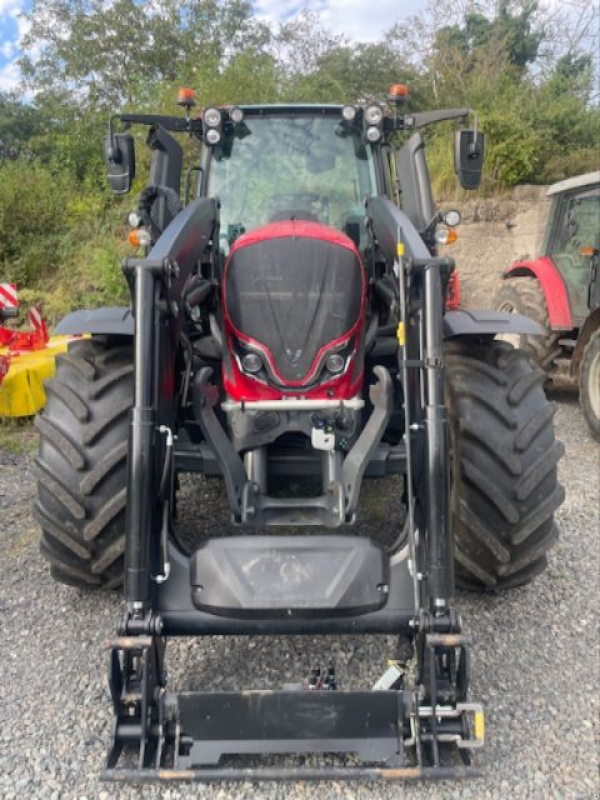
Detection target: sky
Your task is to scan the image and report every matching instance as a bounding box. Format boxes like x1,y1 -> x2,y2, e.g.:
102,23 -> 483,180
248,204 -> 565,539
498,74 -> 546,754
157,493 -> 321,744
0,0 -> 25,91
253,0 -> 423,41
0,0 -> 424,92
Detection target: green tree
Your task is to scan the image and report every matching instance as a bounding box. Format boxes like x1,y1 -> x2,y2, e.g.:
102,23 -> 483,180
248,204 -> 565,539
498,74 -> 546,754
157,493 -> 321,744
0,92 -> 38,159
434,0 -> 542,74
291,42 -> 422,106
0,161 -> 73,284
19,0 -> 267,110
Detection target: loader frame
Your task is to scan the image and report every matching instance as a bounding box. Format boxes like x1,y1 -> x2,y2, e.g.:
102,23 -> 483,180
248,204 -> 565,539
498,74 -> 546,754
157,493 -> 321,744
102,195 -> 487,781
82,104 -> 541,781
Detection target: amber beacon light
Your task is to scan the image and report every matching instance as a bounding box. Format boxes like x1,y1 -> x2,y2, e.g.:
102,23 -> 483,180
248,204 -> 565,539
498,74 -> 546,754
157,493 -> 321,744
177,87 -> 197,108
388,84 -> 409,104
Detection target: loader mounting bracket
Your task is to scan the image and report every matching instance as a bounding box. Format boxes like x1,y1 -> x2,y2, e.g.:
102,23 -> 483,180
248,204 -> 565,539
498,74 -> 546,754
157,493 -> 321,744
102,632 -> 484,782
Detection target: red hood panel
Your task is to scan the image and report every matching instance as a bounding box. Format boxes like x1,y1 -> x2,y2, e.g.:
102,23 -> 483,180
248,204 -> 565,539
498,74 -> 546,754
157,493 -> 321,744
222,221 -> 366,401
230,220 -> 359,255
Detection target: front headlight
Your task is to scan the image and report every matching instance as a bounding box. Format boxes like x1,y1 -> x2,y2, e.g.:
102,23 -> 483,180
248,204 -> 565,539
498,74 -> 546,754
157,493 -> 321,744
241,352 -> 262,374
325,353 -> 345,374
342,104 -> 357,122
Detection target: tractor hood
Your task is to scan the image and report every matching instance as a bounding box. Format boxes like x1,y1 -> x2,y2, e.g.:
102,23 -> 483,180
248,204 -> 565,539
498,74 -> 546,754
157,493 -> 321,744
222,220 -> 365,398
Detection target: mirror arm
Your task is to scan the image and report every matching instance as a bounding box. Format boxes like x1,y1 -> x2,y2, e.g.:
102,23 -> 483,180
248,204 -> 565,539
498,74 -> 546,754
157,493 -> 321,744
106,116 -> 122,163
117,113 -> 203,136
397,108 -> 473,131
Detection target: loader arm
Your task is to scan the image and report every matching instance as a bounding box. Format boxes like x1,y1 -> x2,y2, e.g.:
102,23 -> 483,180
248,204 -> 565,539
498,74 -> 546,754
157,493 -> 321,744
98,179 -> 487,780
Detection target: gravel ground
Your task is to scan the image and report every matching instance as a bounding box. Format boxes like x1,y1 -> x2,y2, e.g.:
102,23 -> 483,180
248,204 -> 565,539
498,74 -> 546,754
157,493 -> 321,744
0,394 -> 598,800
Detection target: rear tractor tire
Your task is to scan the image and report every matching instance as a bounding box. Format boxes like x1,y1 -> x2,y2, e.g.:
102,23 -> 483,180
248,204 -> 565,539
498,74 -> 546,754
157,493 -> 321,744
34,337 -> 133,588
446,339 -> 565,590
579,329 -> 600,441
496,277 -> 561,370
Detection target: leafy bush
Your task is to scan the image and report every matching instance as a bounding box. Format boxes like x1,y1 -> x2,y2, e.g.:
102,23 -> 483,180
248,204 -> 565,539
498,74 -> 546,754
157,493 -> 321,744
18,211 -> 129,322
541,148 -> 600,184
0,158 -> 128,321
0,161 -> 72,285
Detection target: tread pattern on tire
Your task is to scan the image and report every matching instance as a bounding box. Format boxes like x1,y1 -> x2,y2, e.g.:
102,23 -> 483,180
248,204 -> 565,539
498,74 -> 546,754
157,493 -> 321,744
446,339 -> 564,590
579,329 -> 600,441
496,277 -> 562,369
35,337 -> 133,588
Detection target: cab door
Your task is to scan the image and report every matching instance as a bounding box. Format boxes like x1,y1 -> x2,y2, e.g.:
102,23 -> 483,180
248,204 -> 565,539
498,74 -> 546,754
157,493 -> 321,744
549,186 -> 600,323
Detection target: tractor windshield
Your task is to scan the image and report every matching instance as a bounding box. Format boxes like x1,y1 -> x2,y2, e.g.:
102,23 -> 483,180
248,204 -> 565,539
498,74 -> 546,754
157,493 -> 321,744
207,114 -> 376,252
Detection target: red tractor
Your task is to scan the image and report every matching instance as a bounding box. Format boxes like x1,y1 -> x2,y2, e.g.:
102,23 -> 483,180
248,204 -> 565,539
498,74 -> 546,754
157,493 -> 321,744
496,171 -> 600,439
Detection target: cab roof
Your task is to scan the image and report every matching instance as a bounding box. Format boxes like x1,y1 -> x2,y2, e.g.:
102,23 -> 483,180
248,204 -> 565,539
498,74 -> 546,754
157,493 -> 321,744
547,171 -> 600,196
237,104 -> 344,115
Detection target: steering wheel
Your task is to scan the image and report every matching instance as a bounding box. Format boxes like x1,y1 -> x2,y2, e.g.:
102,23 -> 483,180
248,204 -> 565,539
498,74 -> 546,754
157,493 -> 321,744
269,210 -> 320,223
268,192 -> 328,224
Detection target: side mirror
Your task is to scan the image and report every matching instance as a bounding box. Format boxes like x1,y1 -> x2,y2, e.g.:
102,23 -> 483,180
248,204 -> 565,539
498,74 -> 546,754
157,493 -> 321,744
454,129 -> 484,190
103,133 -> 136,195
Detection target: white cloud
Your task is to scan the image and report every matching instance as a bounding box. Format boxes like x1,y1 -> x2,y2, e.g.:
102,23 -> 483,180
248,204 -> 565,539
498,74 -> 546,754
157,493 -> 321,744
0,57 -> 19,90
16,12 -> 29,44
254,0 -> 423,41
254,0 -> 307,20
0,3 -> 31,95
316,0 -> 422,41
0,0 -> 22,16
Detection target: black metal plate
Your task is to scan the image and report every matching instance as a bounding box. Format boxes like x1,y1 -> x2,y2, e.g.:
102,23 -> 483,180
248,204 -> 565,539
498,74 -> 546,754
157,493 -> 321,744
177,690 -> 401,767
190,535 -> 389,618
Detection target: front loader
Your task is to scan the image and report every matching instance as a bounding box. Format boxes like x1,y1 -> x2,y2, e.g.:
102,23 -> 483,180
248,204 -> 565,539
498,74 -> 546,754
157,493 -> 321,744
34,87 -> 564,781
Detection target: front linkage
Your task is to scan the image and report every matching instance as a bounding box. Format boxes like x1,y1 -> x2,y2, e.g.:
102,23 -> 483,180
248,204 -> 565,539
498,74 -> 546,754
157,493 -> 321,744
101,203 -> 484,781
103,632 -> 482,781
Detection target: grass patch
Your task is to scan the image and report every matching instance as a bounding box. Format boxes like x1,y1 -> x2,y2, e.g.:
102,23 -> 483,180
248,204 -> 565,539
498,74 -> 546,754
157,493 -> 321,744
0,417 -> 38,456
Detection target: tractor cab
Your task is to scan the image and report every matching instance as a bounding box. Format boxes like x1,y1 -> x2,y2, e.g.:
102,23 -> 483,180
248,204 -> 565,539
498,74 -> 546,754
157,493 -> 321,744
541,173 -> 600,321
499,170 -> 600,438
203,107 -> 377,255
197,103 -> 479,260
174,103 -> 477,413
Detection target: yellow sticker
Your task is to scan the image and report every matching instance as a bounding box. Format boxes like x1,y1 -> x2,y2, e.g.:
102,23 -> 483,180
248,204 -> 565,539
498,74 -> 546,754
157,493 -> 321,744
474,710 -> 485,742
396,241 -> 405,257
396,322 -> 405,346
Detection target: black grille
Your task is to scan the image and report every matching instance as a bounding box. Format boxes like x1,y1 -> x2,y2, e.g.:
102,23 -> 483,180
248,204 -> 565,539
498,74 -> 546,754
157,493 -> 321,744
225,234 -> 363,382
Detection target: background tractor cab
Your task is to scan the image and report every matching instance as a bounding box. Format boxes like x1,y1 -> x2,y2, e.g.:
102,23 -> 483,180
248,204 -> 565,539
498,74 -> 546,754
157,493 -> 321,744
497,171 -> 600,438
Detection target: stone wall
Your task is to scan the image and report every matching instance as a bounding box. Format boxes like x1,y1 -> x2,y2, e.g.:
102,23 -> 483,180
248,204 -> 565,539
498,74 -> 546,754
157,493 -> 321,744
439,185 -> 550,309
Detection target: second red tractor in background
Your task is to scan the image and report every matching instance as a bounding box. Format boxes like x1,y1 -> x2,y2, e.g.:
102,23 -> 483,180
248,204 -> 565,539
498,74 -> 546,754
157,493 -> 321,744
497,171 -> 600,439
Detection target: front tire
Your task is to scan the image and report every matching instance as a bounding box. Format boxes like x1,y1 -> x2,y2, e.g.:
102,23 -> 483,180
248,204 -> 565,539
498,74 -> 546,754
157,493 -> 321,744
446,339 -> 564,590
496,277 -> 561,370
580,329 -> 600,441
34,337 -> 133,588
